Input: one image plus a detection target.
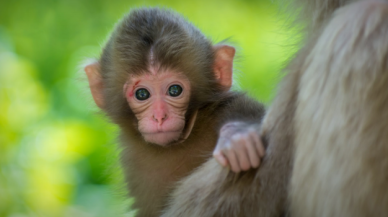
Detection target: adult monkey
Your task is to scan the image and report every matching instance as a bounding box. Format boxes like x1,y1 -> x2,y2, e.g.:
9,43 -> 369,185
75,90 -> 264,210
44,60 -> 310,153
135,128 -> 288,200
84,8 -> 266,217
162,0 -> 388,216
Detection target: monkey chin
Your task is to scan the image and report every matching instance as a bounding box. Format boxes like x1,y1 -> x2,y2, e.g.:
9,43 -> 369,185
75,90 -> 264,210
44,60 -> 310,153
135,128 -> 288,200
142,131 -> 183,147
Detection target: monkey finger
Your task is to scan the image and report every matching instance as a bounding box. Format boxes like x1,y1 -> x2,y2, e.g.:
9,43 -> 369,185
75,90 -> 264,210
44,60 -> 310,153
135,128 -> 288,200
223,149 -> 241,173
232,138 -> 251,171
244,139 -> 261,168
250,130 -> 265,157
213,151 -> 229,167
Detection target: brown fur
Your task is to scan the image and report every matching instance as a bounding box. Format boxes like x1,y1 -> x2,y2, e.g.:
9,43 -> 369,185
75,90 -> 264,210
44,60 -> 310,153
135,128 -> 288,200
119,92 -> 265,217
99,8 -> 220,125
162,0 -> 388,216
91,8 -> 266,217
161,88 -> 295,217
160,29 -> 320,217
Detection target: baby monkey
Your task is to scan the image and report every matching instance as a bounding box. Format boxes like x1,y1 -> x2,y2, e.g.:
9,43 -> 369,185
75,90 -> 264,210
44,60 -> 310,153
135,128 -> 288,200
85,7 -> 265,216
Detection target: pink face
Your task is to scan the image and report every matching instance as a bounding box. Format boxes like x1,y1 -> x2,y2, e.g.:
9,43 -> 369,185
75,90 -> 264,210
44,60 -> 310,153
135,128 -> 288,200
124,68 -> 191,146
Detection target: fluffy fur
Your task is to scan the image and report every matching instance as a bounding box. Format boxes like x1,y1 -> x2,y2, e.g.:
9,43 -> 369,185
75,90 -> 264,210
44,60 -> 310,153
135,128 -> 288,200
90,8 -> 266,216
291,1 -> 388,216
162,0 -> 388,216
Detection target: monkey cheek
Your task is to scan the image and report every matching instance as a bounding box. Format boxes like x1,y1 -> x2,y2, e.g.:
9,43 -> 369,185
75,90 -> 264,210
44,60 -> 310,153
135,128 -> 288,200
142,131 -> 183,146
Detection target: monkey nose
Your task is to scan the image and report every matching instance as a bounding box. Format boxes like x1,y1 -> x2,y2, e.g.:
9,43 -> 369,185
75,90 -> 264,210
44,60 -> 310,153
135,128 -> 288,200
152,114 -> 168,125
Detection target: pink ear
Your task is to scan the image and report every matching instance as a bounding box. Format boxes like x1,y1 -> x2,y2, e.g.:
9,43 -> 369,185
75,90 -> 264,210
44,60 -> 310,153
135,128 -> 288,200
213,45 -> 235,90
84,61 -> 105,108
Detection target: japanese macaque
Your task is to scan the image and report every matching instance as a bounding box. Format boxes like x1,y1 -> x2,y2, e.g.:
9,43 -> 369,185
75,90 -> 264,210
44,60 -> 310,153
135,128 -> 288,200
290,1 -> 388,216
162,0 -> 388,217
84,8 -> 266,217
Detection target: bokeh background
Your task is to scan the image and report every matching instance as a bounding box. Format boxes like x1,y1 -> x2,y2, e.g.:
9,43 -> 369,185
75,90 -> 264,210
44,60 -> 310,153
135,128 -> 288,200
0,0 -> 295,216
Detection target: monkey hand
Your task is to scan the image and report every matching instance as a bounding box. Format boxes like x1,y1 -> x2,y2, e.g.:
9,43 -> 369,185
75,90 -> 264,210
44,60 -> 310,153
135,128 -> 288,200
213,122 -> 265,173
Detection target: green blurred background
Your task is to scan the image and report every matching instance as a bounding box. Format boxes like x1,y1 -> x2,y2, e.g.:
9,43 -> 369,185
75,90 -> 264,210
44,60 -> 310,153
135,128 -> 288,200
0,0 -> 294,216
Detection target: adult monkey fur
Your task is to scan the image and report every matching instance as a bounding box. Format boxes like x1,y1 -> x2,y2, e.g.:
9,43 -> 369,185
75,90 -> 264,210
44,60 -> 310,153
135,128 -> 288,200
84,8 -> 266,217
162,0 -> 388,216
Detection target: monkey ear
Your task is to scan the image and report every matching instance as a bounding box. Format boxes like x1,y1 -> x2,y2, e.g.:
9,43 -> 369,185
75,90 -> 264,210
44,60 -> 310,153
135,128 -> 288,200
84,61 -> 105,109
213,45 -> 235,90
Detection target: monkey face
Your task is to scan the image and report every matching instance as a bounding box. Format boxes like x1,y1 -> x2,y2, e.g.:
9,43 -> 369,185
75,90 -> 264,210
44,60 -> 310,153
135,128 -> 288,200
124,68 -> 192,146
85,41 -> 235,147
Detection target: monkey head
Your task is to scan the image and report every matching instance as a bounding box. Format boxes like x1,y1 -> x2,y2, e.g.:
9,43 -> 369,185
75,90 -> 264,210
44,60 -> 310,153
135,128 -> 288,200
123,68 -> 192,145
84,8 -> 235,146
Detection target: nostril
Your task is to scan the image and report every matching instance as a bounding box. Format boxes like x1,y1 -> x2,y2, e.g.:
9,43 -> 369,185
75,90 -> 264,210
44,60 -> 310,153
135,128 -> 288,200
153,114 -> 168,123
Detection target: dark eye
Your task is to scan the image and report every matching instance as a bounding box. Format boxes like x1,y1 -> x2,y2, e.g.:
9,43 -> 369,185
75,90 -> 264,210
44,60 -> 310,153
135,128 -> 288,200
168,85 -> 183,97
135,88 -> 150,100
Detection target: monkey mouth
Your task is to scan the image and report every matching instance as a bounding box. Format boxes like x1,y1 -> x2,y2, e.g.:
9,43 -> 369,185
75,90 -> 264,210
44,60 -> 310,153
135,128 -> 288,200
142,131 -> 183,146
142,129 -> 182,134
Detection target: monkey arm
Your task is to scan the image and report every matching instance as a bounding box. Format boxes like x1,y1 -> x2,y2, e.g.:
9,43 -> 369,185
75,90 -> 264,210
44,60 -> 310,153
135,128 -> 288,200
212,93 -> 266,172
161,89 -> 295,217
216,93 -> 266,128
